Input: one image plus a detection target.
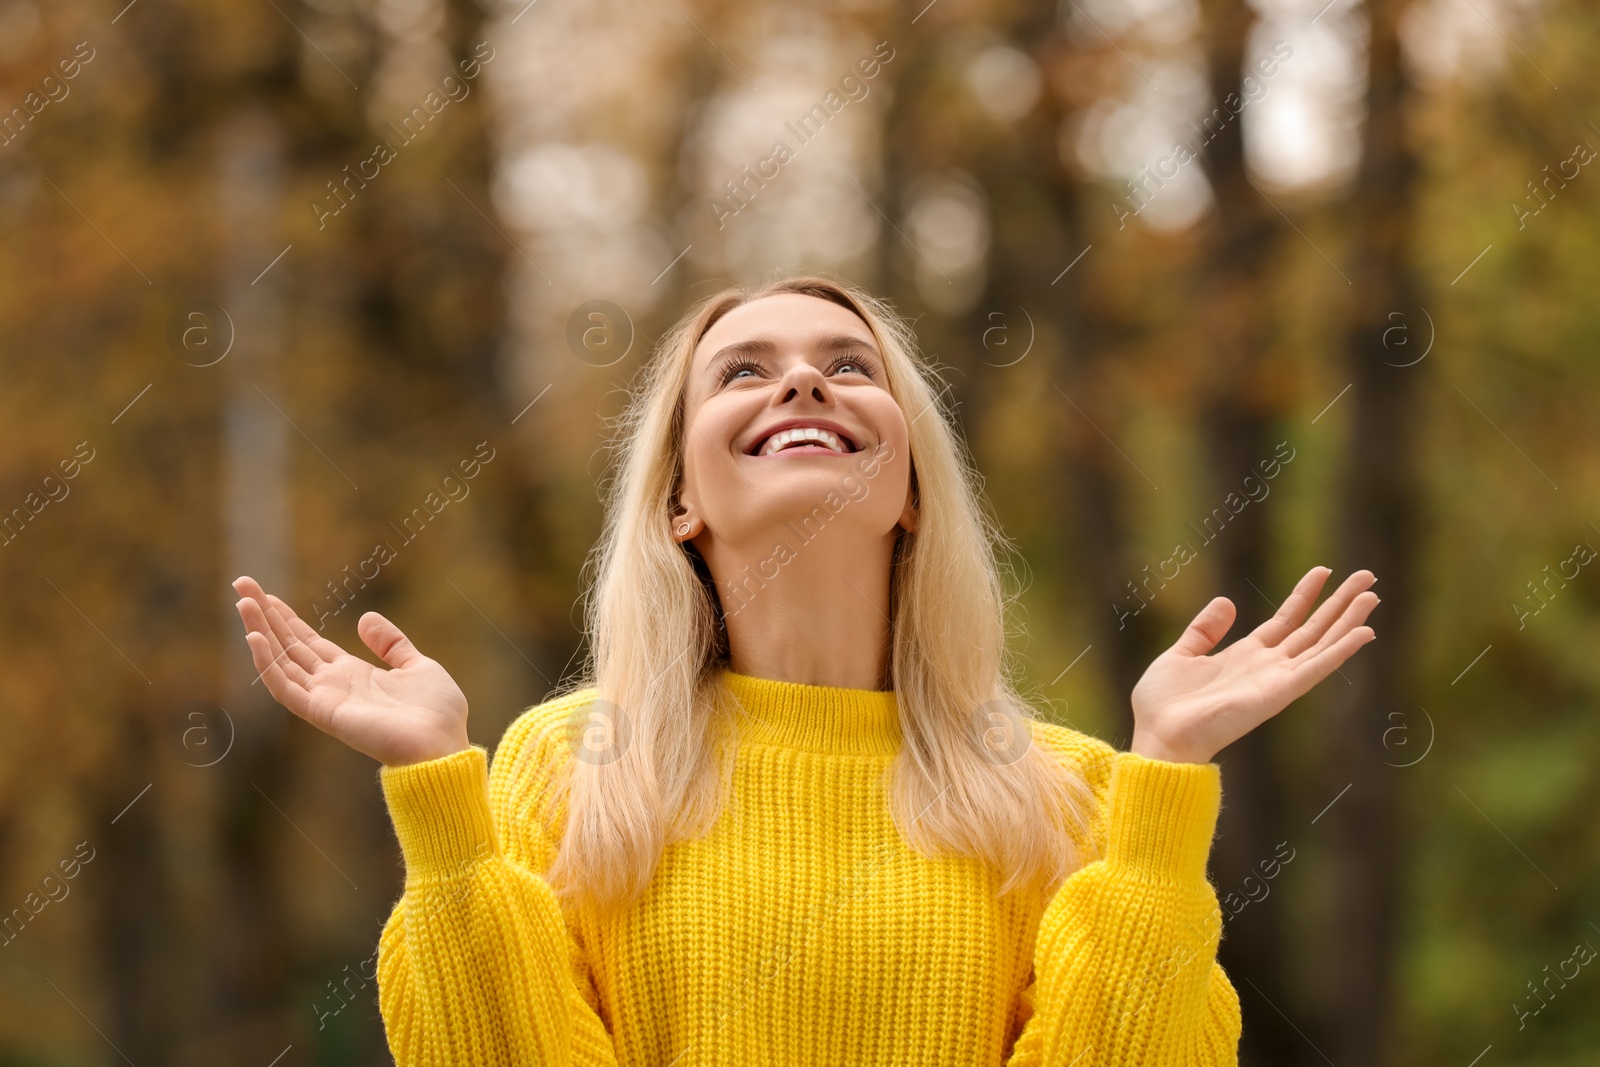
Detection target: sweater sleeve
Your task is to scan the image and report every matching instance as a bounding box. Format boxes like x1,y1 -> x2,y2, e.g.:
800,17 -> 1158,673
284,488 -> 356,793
1005,734 -> 1242,1067
374,698 -> 620,1067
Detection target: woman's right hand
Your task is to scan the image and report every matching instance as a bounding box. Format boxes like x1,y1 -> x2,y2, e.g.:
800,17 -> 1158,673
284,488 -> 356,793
232,575 -> 471,767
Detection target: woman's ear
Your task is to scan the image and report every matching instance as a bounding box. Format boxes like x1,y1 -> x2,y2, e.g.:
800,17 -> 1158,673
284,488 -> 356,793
671,506 -> 701,542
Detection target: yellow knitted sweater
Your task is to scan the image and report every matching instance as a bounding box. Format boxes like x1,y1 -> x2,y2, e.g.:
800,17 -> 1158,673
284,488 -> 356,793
375,669 -> 1241,1065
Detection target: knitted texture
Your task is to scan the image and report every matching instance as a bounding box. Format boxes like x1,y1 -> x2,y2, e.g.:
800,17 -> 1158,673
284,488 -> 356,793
376,669 -> 1241,1065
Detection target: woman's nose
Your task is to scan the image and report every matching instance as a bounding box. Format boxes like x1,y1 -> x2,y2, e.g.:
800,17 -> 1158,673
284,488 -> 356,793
778,362 -> 830,403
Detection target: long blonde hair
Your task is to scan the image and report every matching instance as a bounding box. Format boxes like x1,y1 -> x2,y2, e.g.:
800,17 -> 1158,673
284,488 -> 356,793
534,273 -> 1100,911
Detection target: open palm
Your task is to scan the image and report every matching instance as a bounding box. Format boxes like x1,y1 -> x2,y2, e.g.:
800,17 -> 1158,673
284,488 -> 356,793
232,576 -> 470,766
1130,567 -> 1379,764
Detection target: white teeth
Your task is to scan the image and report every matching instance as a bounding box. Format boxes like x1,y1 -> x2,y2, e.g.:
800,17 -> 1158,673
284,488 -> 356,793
761,427 -> 846,456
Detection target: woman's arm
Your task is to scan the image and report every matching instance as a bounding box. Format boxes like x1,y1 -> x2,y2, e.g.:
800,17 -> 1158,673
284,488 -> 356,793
1005,566 -> 1377,1064
1005,741 -> 1239,1066
376,701 -> 620,1067
228,578 -> 618,1064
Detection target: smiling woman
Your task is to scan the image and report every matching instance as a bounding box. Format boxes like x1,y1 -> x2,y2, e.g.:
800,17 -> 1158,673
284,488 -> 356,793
232,273 -> 1378,1066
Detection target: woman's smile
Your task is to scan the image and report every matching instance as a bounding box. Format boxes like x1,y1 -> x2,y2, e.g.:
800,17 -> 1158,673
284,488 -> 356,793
747,420 -> 862,457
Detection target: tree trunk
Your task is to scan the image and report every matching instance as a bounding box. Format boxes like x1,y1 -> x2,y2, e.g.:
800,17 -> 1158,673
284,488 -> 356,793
1189,0 -> 1299,1061
1320,0 -> 1420,1059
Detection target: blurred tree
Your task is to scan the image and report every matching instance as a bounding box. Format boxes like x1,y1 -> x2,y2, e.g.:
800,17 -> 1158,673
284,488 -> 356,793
1187,0 -> 1299,1061
1317,0 -> 1424,1061
0,0 -> 517,1063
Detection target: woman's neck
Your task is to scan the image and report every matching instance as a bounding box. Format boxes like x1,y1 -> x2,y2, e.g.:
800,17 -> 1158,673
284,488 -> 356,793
710,522 -> 896,691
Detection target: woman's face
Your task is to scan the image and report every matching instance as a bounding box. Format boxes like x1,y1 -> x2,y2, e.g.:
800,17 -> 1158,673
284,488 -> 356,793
673,292 -> 917,551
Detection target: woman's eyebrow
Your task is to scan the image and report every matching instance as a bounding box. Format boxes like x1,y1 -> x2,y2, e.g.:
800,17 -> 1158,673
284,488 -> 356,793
817,334 -> 879,356
706,338 -> 776,369
703,334 -> 880,375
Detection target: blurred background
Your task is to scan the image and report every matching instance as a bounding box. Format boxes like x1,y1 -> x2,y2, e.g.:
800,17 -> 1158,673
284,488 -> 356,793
1,0 -> 1597,1062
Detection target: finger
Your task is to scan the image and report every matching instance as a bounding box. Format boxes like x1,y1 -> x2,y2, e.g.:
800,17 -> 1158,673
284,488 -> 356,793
1280,570 -> 1377,659
232,575 -> 266,600
1290,589 -> 1379,663
1286,624 -> 1376,700
357,611 -> 427,670
258,599 -> 323,675
1251,567 -> 1334,648
232,580 -> 311,673
1284,569 -> 1377,654
231,576 -> 277,632
241,627 -> 311,716
235,597 -> 313,690
260,590 -> 309,631
1170,597 -> 1237,657
266,593 -> 343,664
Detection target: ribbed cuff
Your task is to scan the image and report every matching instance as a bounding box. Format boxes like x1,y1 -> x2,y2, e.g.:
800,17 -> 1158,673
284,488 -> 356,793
1104,751 -> 1222,884
379,745 -> 501,884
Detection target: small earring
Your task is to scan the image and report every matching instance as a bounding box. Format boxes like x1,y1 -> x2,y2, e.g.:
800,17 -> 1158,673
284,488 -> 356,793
677,523 -> 691,536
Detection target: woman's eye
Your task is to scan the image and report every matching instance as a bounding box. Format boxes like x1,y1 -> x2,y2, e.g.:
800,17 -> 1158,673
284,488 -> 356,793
720,354 -> 872,383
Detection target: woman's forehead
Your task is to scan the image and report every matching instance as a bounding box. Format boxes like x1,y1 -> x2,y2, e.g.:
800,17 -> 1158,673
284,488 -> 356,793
694,294 -> 874,363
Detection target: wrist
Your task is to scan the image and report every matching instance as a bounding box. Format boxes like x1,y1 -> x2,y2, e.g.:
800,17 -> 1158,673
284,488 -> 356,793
385,728 -> 471,768
1130,727 -> 1212,765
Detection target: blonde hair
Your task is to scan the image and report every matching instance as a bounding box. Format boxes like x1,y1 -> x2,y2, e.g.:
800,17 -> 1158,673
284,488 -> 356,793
534,273 -> 1101,911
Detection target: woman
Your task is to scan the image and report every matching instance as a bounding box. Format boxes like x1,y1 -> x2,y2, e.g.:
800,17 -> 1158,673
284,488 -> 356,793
232,274 -> 1378,1066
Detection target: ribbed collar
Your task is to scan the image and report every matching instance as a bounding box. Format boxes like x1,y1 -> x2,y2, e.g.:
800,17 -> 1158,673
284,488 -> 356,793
719,668 -> 902,756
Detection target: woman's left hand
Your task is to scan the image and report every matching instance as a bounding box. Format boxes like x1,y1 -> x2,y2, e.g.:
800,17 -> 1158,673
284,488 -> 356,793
1128,566 -> 1379,764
